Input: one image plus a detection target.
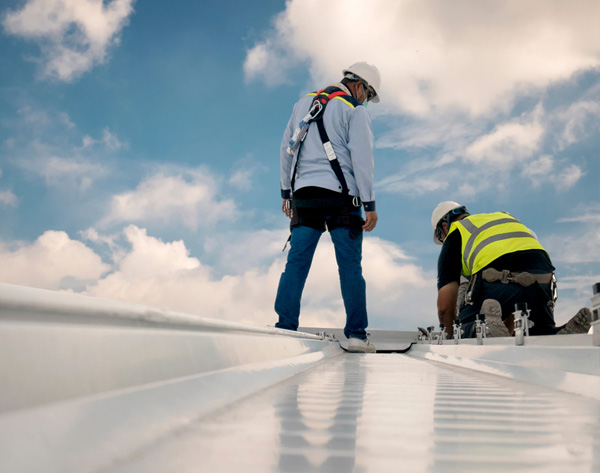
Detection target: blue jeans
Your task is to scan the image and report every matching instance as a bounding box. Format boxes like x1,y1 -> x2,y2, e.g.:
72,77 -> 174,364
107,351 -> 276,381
275,223 -> 368,339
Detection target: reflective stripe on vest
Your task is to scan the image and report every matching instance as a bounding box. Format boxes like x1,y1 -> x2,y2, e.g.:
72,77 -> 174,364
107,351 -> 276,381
447,212 -> 547,276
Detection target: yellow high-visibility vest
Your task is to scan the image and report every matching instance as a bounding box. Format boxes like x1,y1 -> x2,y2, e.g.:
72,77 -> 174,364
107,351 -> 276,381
447,212 -> 548,277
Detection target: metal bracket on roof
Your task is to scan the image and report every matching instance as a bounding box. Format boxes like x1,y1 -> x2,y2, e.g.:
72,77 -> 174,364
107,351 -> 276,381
438,325 -> 448,345
315,331 -> 337,342
453,321 -> 463,344
513,303 -> 532,346
475,316 -> 486,345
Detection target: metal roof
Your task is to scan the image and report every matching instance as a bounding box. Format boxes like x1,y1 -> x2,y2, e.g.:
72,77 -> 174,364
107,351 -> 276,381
1,282 -> 598,473
110,353 -> 600,473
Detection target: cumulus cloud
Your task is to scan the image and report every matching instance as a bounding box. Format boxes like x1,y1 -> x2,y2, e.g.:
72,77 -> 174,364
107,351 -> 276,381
0,231 -> 109,289
2,0 -> 135,81
78,226 -> 437,330
204,229 -> 290,275
102,168 -> 237,230
245,0 -> 600,116
84,225 -> 280,326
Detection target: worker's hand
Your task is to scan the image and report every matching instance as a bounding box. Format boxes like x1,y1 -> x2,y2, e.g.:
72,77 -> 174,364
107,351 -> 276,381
363,211 -> 378,232
282,199 -> 293,218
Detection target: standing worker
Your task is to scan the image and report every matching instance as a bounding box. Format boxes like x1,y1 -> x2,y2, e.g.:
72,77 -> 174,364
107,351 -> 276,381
274,62 -> 381,353
432,201 -> 592,338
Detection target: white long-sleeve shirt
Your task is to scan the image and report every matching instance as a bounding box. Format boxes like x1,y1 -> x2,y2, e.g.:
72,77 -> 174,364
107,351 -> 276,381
280,84 -> 376,211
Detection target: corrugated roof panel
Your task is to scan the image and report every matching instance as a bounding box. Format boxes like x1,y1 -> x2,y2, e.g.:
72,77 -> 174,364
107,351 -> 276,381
110,354 -> 600,473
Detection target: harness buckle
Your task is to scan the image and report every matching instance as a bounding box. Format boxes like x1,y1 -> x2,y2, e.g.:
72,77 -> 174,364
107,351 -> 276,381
352,196 -> 361,208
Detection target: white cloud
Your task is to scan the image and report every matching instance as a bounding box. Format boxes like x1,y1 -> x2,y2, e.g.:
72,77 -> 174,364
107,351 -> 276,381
376,115 -> 480,151
556,100 -> 600,149
521,155 -> 555,184
554,164 -> 584,191
2,0 -> 135,81
204,228 -> 289,275
244,41 -> 292,87
7,108 -> 119,190
464,106 -> 544,167
0,189 -> 18,208
245,0 -> 600,116
0,231 -> 109,289
556,204 -> 600,224
78,226 -> 437,330
227,159 -> 267,192
102,168 -> 237,230
377,174 -> 449,196
552,274 -> 599,326
18,152 -> 106,190
0,168 -> 17,208
378,99 -> 587,196
521,155 -> 584,191
544,227 -> 600,264
84,225 -> 285,326
82,128 -> 124,151
80,227 -> 119,249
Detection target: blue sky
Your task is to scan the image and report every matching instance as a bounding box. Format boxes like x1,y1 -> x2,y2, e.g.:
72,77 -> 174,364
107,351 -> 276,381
0,0 -> 598,331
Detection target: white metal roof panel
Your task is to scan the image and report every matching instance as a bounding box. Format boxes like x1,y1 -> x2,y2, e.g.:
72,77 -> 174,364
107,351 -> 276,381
109,354 -> 600,473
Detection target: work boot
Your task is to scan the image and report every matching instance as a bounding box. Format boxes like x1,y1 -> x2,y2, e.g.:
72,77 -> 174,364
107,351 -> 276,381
481,299 -> 510,337
347,337 -> 376,353
557,308 -> 592,334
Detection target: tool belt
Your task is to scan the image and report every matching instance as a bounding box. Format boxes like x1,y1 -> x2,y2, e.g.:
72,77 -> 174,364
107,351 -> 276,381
481,268 -> 553,287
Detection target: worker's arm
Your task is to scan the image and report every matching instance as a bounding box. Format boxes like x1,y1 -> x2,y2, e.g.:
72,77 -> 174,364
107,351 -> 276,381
347,105 -> 376,213
437,281 -> 458,337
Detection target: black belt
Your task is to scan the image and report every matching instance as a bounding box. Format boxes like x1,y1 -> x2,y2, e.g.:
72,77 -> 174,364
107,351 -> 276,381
293,196 -> 361,208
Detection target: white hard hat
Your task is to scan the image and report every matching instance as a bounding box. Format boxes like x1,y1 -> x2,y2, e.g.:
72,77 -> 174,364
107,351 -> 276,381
431,201 -> 464,245
343,61 -> 381,103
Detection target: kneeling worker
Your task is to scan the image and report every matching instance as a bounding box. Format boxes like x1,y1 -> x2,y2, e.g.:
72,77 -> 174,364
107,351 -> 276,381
432,201 -> 591,338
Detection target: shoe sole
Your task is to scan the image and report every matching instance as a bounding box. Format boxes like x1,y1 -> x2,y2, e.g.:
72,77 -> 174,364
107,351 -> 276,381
557,308 -> 592,334
346,347 -> 377,353
481,299 -> 510,337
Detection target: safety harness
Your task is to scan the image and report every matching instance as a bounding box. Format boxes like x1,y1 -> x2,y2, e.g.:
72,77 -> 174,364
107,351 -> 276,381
287,86 -> 356,197
282,86 -> 364,250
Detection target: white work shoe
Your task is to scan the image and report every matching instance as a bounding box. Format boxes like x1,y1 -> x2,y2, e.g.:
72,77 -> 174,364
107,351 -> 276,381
347,337 -> 376,353
481,299 -> 510,337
